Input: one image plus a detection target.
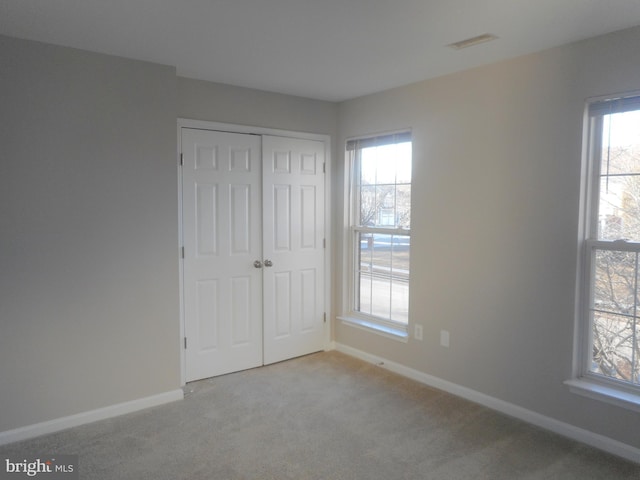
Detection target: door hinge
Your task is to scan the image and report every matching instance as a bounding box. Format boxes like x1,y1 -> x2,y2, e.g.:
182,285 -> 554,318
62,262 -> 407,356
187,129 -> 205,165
181,246 -> 185,259
323,162 -> 326,174
179,153 -> 184,166
323,312 -> 327,323
184,337 -> 187,349
323,238 -> 326,248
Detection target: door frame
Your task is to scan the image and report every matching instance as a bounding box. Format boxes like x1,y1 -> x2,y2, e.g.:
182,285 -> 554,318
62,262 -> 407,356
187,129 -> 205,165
177,118 -> 332,385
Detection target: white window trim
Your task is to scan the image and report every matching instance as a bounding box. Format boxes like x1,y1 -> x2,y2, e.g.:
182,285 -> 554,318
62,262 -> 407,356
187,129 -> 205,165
565,378 -> 640,413
341,130 -> 412,340
569,92 -> 640,409
339,315 -> 409,342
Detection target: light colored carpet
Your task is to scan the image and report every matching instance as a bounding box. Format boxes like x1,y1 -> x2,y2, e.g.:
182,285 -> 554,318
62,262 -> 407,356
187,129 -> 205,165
1,351 -> 638,479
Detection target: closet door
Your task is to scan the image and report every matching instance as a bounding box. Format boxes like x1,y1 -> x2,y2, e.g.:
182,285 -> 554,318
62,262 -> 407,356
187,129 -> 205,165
182,128 -> 263,382
262,136 -> 326,364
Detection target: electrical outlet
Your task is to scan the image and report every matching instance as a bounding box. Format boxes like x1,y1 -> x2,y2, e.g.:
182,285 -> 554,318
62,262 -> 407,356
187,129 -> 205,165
440,330 -> 450,348
414,324 -> 423,341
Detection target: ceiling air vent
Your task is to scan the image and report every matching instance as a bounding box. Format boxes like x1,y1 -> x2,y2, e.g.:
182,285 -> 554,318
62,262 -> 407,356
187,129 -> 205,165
447,33 -> 498,50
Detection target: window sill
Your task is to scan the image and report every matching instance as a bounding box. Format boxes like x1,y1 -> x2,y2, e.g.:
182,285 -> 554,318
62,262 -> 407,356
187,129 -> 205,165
564,378 -> 640,413
339,315 -> 409,343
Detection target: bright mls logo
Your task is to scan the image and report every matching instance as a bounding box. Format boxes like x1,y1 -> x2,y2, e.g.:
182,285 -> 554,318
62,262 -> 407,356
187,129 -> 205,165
1,456 -> 77,480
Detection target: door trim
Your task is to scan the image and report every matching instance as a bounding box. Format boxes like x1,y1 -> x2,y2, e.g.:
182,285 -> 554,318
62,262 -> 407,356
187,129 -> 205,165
177,118 -> 332,385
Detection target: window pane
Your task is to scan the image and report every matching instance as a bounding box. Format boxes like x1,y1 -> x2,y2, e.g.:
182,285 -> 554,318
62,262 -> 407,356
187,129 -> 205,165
370,274 -> 391,319
591,248 -> 639,384
355,232 -> 410,324
360,186 -> 377,226
598,175 -> 640,241
597,111 -> 640,241
373,146 -> 395,184
590,311 -> 638,383
362,142 -> 411,185
372,234 -> 392,270
358,233 -> 374,277
593,249 -> 636,315
391,235 -> 410,323
600,111 -> 640,175
397,184 -> 411,229
391,278 -> 409,324
360,151 -> 377,185
375,185 -> 395,226
358,273 -> 373,316
392,235 -> 410,278
395,144 -> 412,184
357,141 -> 412,229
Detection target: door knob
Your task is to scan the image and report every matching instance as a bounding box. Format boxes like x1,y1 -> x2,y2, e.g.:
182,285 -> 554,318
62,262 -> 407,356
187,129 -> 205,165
253,260 -> 263,268
263,259 -> 273,267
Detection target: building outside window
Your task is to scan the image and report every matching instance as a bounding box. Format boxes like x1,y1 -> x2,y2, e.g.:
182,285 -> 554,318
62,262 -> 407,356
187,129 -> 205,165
344,132 -> 412,336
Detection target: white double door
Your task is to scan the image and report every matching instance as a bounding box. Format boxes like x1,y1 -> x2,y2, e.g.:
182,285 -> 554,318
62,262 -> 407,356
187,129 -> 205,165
182,128 -> 326,382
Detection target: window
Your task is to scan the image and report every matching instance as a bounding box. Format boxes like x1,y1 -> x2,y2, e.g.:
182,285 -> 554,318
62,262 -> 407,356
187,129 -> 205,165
574,94 -> 640,405
343,132 -> 412,337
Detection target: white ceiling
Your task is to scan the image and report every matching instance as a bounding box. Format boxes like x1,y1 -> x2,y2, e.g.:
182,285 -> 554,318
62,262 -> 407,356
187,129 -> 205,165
2,1 -> 640,102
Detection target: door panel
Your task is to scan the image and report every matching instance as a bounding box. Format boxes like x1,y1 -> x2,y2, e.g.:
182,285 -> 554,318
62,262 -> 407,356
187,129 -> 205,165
262,135 -> 325,364
196,184 -> 217,255
182,128 -> 263,382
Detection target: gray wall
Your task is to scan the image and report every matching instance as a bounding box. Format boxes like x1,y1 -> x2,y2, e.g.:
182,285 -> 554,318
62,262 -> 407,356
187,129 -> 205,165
0,35 -> 180,432
334,26 -> 640,449
178,77 -> 338,137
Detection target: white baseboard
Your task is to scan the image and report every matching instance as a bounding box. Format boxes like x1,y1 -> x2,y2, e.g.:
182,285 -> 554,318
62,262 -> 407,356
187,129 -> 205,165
0,389 -> 184,446
332,342 -> 640,465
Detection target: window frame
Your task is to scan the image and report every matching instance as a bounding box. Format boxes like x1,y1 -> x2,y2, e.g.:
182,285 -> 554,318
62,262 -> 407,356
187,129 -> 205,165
339,131 -> 412,341
569,92 -> 640,410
